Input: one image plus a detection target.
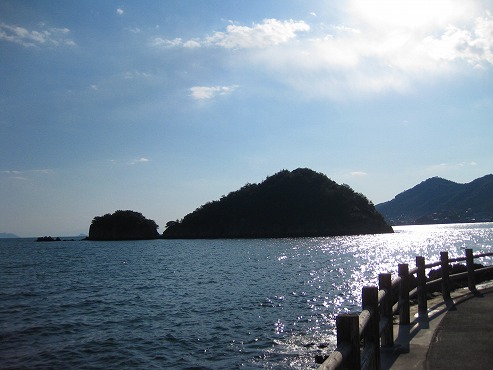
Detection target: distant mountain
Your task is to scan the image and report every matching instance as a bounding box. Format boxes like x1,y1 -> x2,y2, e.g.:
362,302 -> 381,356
0,233 -> 19,238
376,174 -> 493,225
163,168 -> 393,238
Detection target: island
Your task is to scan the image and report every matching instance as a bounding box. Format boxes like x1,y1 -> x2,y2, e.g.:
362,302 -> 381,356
163,168 -> 393,239
36,236 -> 61,242
87,210 -> 160,241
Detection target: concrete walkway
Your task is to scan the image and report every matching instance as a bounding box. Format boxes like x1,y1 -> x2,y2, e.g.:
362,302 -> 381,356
381,283 -> 493,370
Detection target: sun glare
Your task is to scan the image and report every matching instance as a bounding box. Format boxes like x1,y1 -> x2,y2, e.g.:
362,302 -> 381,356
349,0 -> 474,30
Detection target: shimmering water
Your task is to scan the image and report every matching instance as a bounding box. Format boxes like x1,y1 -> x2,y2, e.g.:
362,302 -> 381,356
1,223 -> 493,369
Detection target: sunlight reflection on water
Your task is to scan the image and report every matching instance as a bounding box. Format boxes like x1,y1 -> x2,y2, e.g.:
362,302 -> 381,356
1,223 -> 492,370
267,223 -> 493,369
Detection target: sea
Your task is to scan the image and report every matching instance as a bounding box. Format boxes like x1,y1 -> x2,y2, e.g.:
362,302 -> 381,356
1,223 -> 493,369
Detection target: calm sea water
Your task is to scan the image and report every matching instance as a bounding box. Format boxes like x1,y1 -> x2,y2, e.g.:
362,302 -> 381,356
1,223 -> 493,369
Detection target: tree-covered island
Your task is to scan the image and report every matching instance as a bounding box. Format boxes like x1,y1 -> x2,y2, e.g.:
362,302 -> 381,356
87,210 -> 160,240
163,168 -> 393,239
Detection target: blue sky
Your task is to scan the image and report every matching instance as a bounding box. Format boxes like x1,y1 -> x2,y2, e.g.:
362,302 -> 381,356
1,0 -> 493,237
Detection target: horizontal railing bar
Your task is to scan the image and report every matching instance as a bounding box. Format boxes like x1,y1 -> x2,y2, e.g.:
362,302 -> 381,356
409,266 -> 419,275
450,271 -> 468,281
377,289 -> 386,304
359,309 -> 371,337
420,252 -> 493,271
392,301 -> 399,315
318,342 -> 352,370
409,287 -> 417,298
391,276 -> 401,289
426,278 -> 442,289
474,252 -> 493,258
475,265 -> 493,274
424,261 -> 442,269
448,256 -> 466,263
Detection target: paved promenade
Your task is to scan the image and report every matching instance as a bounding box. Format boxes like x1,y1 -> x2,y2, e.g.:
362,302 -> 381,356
381,283 -> 493,370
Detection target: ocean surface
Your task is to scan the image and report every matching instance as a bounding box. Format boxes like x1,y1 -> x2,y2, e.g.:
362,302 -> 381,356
1,223 -> 493,369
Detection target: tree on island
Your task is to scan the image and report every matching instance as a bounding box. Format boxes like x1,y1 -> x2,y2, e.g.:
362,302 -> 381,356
88,210 -> 159,240
163,168 -> 393,239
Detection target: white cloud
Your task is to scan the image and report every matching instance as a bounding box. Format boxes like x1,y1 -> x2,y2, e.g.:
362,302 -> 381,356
1,169 -> 53,180
422,12 -> 493,68
151,18 -> 309,49
116,8 -> 124,16
183,39 -> 201,48
1,170 -> 22,175
189,85 -> 239,100
205,18 -> 310,49
350,171 -> 368,176
149,2 -> 493,100
426,161 -> 479,173
131,157 -> 150,164
247,4 -> 493,99
123,70 -> 152,80
0,22 -> 76,47
151,37 -> 183,48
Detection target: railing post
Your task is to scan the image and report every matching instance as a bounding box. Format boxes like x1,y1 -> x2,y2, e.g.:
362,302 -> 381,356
465,248 -> 476,291
362,286 -> 380,370
416,256 -> 427,313
337,314 -> 361,370
398,263 -> 410,325
379,273 -> 393,347
440,251 -> 451,300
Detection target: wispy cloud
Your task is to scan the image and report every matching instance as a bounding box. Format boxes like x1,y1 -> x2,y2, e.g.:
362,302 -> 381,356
149,5 -> 493,100
0,22 -> 76,48
0,169 -> 54,180
423,13 -> 493,68
205,19 -> 310,49
116,8 -> 124,16
426,161 -> 478,173
349,171 -> 368,176
123,70 -> 152,80
151,37 -> 184,48
190,85 -> 239,100
151,18 -> 309,49
130,157 -> 150,165
252,4 -> 493,99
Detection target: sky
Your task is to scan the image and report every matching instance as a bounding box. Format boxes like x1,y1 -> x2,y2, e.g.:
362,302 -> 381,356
1,0 -> 493,237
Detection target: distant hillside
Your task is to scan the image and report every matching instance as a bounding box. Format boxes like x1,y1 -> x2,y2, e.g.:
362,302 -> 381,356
163,168 -> 393,239
0,233 -> 19,238
376,174 -> 493,225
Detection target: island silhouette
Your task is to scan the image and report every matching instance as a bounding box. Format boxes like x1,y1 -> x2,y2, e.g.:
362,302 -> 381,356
163,168 -> 393,238
84,169 -> 393,240
87,210 -> 160,241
